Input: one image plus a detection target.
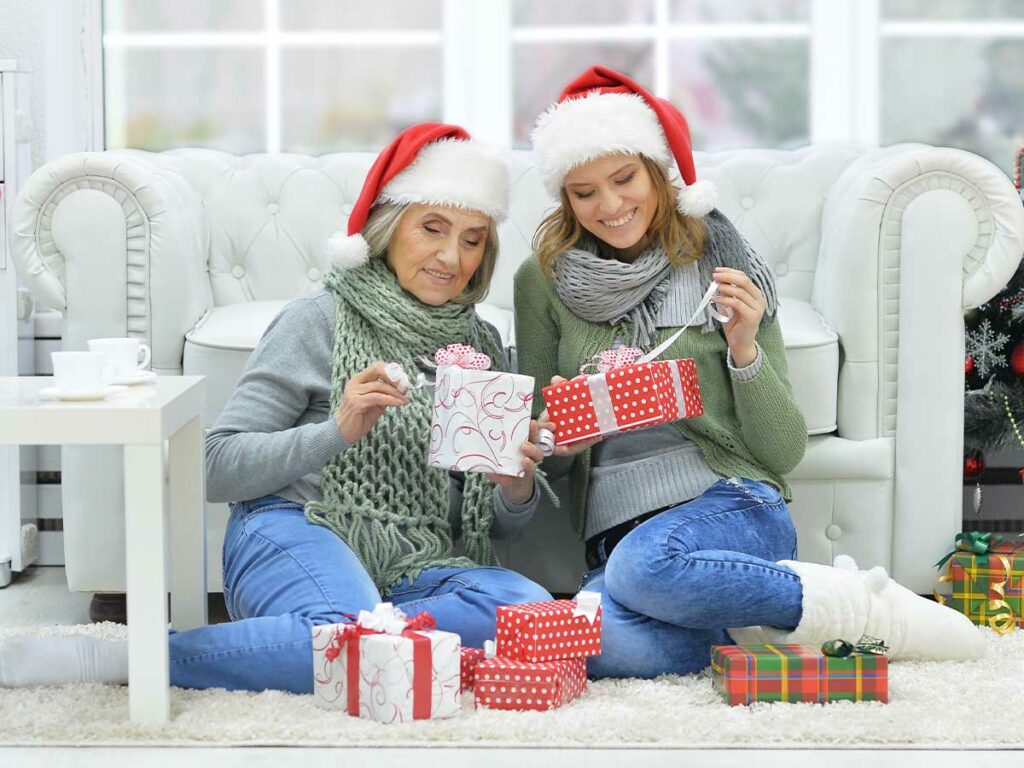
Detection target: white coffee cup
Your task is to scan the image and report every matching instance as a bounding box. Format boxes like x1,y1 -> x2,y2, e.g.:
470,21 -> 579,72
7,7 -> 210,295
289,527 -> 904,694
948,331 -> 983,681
87,337 -> 151,379
50,351 -> 111,391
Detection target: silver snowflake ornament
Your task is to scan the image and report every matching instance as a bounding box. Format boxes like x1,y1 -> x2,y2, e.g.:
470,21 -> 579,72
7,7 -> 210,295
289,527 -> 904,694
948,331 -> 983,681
966,319 -> 1011,378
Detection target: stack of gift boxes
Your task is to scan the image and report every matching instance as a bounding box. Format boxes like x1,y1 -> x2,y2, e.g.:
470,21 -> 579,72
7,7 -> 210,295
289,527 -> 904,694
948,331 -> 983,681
469,593 -> 602,712
311,593 -> 602,724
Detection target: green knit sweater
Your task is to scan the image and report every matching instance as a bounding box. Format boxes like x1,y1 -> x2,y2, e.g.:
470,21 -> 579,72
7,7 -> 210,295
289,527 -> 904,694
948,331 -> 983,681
513,255 -> 808,538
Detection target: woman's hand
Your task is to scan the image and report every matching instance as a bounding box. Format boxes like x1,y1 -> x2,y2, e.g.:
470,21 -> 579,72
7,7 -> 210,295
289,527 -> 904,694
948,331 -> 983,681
537,376 -> 604,457
487,419 -> 545,504
712,267 -> 765,367
334,361 -> 410,444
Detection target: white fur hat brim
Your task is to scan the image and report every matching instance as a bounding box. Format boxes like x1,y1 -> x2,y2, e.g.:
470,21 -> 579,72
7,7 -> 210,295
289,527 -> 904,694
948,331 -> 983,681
532,92 -> 672,198
380,138 -> 510,222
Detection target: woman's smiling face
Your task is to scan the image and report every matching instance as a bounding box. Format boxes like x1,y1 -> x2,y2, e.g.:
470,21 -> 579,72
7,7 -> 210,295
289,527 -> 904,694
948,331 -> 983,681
385,204 -> 491,305
564,153 -> 659,261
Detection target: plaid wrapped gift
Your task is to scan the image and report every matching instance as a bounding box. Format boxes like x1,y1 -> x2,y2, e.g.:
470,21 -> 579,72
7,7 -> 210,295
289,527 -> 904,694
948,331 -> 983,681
460,647 -> 487,693
474,657 -> 587,711
947,540 -> 1024,631
710,644 -> 889,706
495,593 -> 602,663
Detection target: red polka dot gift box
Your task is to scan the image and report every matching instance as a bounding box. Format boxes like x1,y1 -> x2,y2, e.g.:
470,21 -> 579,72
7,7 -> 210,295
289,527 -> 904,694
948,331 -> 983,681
474,657 -> 588,712
541,358 -> 702,447
460,646 -> 487,693
495,591 -> 602,663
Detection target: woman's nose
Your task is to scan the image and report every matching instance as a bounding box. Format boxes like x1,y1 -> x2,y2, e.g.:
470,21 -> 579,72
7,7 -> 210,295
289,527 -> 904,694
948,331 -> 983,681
598,188 -> 621,214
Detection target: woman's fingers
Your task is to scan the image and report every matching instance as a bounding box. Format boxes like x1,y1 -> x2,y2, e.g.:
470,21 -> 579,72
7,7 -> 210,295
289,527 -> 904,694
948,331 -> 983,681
357,393 -> 407,409
520,441 -> 545,464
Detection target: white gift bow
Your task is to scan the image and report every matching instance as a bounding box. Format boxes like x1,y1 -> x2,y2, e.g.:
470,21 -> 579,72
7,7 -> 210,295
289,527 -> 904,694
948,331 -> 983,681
638,281 -> 733,364
572,590 -> 602,625
355,602 -> 410,635
484,639 -> 497,658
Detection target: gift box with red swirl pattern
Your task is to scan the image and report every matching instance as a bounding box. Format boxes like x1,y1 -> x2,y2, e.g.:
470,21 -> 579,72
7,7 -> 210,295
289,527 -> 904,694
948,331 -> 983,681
426,344 -> 535,477
311,604 -> 461,723
474,657 -> 587,711
541,357 -> 702,446
495,592 -> 602,663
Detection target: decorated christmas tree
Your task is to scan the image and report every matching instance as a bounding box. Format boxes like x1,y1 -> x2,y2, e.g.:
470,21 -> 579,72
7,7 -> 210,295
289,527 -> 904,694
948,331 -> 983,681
962,144 -> 1024,499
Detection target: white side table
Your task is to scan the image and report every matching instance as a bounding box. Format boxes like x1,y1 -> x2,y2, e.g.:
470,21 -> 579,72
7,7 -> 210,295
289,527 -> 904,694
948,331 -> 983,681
0,376 -> 206,725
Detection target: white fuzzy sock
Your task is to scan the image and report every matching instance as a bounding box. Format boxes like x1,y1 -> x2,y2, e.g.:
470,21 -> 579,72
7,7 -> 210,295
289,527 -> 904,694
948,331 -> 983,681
0,635 -> 128,687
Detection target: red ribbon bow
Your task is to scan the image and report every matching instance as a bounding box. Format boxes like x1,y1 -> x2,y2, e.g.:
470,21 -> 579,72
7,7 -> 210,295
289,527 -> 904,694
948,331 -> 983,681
325,609 -> 438,720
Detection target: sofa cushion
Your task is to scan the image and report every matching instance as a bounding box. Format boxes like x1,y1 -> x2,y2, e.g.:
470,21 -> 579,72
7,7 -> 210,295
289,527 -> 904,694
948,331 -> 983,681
777,298 -> 839,435
184,298 -> 838,434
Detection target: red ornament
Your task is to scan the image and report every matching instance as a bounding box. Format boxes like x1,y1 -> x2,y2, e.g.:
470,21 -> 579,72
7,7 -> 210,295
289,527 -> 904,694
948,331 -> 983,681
964,451 -> 986,481
1012,341 -> 1024,377
966,356 -> 975,376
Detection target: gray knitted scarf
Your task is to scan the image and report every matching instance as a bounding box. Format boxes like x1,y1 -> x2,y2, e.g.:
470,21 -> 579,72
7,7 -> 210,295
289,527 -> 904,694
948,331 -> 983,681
552,210 -> 778,347
305,257 -> 502,592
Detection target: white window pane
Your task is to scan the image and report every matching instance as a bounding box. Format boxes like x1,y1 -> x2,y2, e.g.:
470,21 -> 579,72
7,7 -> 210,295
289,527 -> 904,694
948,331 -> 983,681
513,1 -> 654,26
883,0 -> 1024,20
882,39 -> 1024,173
103,0 -> 263,32
670,0 -> 809,23
105,49 -> 265,153
280,0 -> 442,30
670,39 -> 809,150
282,48 -> 441,153
513,44 -> 654,146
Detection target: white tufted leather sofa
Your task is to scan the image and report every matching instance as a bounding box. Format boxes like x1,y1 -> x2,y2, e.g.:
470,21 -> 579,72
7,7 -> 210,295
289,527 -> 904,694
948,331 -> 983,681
12,144 -> 1024,596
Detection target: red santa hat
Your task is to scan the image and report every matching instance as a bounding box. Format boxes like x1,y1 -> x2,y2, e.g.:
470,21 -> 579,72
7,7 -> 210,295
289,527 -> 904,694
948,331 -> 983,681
531,65 -> 716,218
329,122 -> 510,269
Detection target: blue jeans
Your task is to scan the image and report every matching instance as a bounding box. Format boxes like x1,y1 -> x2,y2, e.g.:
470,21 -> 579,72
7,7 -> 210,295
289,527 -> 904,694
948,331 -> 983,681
582,477 -> 801,679
167,496 -> 552,692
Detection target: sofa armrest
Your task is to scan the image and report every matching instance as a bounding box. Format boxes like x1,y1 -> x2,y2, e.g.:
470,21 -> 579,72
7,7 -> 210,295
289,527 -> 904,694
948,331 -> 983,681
11,151 -> 212,370
815,143 -> 1024,590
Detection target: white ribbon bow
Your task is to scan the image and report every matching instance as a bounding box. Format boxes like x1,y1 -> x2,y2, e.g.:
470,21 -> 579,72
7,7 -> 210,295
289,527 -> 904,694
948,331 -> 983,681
483,639 -> 497,658
355,602 -> 410,635
572,590 -> 602,625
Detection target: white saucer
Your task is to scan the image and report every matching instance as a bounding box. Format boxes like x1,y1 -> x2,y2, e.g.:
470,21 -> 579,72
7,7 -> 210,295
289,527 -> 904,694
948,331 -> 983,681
111,369 -> 157,386
39,384 -> 129,401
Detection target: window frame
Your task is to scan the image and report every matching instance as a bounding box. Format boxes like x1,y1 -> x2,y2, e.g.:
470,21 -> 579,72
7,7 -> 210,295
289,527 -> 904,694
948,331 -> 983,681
87,0 -> 1024,154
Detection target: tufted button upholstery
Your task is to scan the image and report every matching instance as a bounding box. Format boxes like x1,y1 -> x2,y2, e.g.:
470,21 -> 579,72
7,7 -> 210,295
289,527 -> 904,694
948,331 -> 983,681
267,202 -> 280,214
19,143 -> 1024,598
307,267 -> 321,282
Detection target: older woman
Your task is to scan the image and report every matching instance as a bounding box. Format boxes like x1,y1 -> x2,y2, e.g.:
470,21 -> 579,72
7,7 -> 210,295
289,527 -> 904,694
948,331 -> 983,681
515,66 -> 982,679
0,123 -> 550,692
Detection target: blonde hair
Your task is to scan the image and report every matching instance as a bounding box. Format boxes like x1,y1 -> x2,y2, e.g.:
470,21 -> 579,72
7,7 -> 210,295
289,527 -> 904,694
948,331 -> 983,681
362,201 -> 499,305
532,155 -> 706,273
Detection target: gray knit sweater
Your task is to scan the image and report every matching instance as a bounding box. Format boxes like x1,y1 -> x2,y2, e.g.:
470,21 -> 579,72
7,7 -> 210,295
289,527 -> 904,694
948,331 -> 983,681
205,289 -> 538,540
584,260 -> 764,540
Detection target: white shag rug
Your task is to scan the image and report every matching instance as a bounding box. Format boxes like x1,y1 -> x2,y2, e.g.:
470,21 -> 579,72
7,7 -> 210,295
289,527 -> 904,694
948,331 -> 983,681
1,622 -> 1022,748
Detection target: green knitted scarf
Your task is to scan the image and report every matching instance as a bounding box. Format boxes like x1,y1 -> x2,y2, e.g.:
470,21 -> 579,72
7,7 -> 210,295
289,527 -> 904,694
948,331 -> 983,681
305,257 -> 503,592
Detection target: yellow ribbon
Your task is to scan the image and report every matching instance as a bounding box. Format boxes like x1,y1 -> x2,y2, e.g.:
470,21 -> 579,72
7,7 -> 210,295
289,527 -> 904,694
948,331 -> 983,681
985,554 -> 1017,635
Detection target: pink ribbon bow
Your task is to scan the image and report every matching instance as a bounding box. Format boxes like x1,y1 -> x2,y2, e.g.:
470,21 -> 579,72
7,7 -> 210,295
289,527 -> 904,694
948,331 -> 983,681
581,346 -> 643,375
435,343 -> 491,370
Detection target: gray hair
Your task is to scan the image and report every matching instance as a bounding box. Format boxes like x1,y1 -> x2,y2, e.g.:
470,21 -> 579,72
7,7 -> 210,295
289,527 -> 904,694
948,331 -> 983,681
361,202 -> 498,306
